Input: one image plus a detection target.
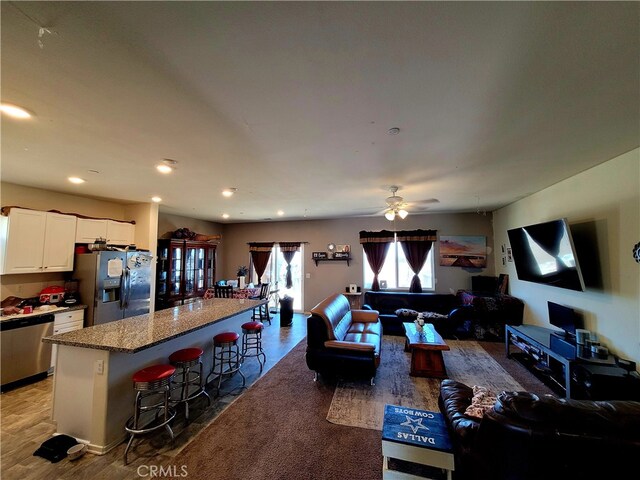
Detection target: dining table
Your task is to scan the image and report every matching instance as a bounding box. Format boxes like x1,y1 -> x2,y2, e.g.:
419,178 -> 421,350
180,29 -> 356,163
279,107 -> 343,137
232,287 -> 261,299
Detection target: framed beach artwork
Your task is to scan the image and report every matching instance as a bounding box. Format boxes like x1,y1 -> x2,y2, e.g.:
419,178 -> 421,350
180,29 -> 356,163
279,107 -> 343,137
439,235 -> 487,268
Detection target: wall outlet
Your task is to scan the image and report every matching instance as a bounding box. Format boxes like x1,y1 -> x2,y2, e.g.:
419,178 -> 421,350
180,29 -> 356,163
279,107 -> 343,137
95,360 -> 104,375
305,273 -> 311,279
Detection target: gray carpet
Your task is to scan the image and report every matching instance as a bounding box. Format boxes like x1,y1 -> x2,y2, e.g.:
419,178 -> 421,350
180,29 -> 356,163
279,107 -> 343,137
326,336 -> 524,430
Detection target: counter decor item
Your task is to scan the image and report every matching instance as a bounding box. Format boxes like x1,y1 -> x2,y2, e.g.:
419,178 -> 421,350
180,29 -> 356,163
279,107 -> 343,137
237,265 -> 249,289
415,314 -> 425,333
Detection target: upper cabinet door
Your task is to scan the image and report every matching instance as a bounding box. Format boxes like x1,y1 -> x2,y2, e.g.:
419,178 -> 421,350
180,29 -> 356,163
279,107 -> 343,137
75,218 -> 108,243
42,213 -> 77,272
107,220 -> 135,246
0,208 -> 47,274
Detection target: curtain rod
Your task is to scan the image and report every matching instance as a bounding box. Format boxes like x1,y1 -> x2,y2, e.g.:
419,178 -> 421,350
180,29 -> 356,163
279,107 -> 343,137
246,241 -> 309,244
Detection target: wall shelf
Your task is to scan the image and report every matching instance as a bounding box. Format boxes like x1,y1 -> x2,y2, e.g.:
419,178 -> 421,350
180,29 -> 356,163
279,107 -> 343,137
313,257 -> 351,266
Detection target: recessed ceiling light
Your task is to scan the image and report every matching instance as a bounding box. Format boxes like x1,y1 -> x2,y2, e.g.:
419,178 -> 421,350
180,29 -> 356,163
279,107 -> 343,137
151,196 -> 162,203
222,213 -> 230,219
0,103 -> 32,119
222,188 -> 237,197
68,177 -> 85,184
387,127 -> 400,135
277,210 -> 284,216
156,159 -> 178,174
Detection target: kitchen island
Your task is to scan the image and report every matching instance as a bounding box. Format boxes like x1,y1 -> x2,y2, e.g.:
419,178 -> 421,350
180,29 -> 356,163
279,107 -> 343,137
43,297 -> 265,454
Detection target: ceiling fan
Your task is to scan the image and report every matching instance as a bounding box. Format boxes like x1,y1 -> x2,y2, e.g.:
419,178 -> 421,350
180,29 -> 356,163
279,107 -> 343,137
378,186 -> 439,221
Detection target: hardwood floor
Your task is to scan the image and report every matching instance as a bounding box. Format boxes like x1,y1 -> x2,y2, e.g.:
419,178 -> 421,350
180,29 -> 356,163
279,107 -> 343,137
0,312 -> 308,480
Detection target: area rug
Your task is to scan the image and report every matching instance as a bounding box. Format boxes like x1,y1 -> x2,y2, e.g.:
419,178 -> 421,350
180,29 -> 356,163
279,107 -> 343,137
326,336 -> 525,430
173,339 -> 383,480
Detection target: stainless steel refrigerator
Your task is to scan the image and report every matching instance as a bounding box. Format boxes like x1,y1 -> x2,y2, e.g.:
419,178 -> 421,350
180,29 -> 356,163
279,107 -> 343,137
74,250 -> 153,326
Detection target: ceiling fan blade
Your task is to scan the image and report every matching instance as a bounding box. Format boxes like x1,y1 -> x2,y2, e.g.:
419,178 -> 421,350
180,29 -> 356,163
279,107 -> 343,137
408,198 -> 439,207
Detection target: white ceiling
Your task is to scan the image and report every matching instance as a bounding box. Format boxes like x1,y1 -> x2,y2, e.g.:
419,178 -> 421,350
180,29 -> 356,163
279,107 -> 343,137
1,2 -> 638,223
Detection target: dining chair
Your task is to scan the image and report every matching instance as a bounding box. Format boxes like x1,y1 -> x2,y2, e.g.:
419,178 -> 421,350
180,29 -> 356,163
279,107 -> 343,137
214,285 -> 233,298
251,282 -> 271,324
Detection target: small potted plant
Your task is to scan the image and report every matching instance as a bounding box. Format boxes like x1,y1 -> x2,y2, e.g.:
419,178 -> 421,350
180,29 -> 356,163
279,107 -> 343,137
237,266 -> 249,289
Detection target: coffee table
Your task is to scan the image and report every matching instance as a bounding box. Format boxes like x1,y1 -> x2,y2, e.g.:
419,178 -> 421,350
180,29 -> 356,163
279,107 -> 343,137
403,322 -> 450,378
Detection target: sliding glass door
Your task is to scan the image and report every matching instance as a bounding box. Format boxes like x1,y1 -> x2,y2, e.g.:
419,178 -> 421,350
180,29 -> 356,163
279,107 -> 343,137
251,244 -> 304,312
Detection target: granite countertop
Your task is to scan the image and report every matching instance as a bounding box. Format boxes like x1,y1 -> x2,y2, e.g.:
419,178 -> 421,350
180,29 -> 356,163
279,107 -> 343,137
0,303 -> 87,323
42,298 -> 266,353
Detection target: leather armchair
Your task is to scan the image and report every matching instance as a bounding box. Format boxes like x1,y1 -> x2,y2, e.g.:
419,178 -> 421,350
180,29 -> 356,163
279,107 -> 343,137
439,379 -> 640,480
306,293 -> 381,382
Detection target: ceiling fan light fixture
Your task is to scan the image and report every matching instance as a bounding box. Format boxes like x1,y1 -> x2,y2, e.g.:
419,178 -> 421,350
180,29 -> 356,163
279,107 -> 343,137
398,209 -> 409,219
157,158 -> 178,174
384,210 -> 396,221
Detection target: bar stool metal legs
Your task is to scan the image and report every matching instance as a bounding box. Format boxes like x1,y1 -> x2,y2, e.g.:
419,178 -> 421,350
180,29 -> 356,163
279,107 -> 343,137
206,331 -> 245,397
169,347 -> 211,422
241,321 -> 266,372
124,364 -> 177,465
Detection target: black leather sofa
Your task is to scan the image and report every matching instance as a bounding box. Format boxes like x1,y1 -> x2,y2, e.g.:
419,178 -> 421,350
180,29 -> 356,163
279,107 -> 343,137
439,379 -> 640,480
362,291 -> 472,336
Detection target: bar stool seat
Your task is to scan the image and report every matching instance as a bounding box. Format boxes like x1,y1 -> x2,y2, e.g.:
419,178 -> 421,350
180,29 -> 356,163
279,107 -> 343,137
207,331 -> 245,397
124,364 -> 177,465
169,347 -> 211,421
241,321 -> 266,372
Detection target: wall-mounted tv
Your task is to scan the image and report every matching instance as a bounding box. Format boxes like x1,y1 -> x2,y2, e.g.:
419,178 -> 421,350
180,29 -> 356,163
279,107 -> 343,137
507,218 -> 586,291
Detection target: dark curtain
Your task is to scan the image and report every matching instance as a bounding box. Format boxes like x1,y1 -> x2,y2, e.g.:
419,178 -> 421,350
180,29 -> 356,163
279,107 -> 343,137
249,242 -> 274,283
359,230 -> 395,291
397,230 -> 437,293
279,242 -> 300,289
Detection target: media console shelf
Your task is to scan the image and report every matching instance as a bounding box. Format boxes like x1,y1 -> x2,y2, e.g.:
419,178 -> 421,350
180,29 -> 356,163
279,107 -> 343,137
505,324 -> 574,398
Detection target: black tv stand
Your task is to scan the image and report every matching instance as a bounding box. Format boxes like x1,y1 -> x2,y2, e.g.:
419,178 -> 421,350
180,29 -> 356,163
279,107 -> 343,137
506,324 -> 574,397
506,324 -> 639,400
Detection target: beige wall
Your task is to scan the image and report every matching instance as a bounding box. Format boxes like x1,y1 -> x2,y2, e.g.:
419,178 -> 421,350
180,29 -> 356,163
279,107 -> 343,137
493,148 -> 640,366
222,212 -> 495,311
0,182 -> 129,220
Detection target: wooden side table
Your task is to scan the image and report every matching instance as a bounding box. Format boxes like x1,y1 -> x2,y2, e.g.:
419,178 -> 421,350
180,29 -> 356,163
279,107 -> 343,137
382,404 -> 455,480
403,322 -> 450,378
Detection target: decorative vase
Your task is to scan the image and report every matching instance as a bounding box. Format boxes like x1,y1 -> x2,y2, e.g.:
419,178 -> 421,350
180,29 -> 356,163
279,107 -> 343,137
238,277 -> 246,289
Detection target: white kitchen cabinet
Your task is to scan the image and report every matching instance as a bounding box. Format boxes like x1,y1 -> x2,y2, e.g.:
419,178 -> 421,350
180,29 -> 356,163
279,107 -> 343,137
106,220 -> 135,246
43,213 -> 77,272
75,218 -> 108,243
0,208 -> 77,274
51,309 -> 85,370
75,218 -> 134,245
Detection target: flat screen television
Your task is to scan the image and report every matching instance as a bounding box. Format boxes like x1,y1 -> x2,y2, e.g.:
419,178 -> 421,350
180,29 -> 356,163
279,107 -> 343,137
548,301 -> 581,336
507,218 -> 586,291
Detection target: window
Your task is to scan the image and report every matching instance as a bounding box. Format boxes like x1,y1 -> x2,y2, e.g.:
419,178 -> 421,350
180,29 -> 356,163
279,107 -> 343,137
363,236 -> 435,290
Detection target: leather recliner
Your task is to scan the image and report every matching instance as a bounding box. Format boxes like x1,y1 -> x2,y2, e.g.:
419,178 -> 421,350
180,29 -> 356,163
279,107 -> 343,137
306,293 -> 381,382
438,379 -> 640,480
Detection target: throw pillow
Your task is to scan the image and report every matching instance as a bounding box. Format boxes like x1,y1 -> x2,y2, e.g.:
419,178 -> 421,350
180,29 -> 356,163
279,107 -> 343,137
420,311 -> 448,319
395,308 -> 419,318
464,385 -> 497,419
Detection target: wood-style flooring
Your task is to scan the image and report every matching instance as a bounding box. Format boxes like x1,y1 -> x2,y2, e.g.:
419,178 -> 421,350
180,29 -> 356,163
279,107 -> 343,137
0,312 -> 308,480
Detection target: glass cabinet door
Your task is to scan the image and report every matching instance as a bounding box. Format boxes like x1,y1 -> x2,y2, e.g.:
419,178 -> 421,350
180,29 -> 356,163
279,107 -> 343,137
184,245 -> 196,297
170,243 -> 183,297
156,243 -> 169,297
194,246 -> 206,295
205,246 -> 216,289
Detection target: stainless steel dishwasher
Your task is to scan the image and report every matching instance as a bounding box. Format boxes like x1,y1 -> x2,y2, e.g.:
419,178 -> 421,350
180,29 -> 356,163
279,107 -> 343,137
1,314 -> 54,391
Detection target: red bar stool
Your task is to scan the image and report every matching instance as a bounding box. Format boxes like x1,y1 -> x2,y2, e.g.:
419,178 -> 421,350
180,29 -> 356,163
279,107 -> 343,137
169,347 -> 211,421
124,364 -> 177,465
241,321 -> 266,372
206,331 -> 246,396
